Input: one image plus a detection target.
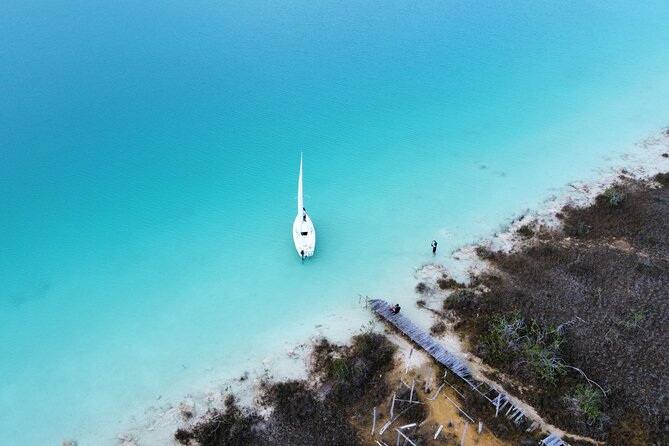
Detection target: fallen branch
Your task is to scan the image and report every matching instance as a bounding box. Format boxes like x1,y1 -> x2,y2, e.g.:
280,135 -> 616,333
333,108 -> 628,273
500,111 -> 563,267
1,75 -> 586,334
565,365 -> 608,395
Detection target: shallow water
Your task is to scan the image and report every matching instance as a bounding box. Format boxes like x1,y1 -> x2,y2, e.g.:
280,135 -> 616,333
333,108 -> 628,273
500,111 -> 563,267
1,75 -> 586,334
2,1 -> 669,444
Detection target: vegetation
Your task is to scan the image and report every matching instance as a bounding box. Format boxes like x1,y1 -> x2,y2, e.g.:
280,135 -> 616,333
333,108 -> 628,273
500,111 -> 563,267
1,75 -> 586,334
415,282 -> 428,294
614,310 -> 645,331
475,245 -> 496,260
482,314 -> 567,384
602,187 -> 626,208
571,384 -> 604,425
430,320 -> 447,336
523,320 -> 567,384
436,276 -> 463,290
482,312 -> 524,362
447,174 -> 669,441
566,219 -> 590,237
175,333 -> 397,446
443,289 -> 479,312
516,224 -> 535,238
261,380 -> 356,445
175,395 -> 261,446
654,171 -> 669,185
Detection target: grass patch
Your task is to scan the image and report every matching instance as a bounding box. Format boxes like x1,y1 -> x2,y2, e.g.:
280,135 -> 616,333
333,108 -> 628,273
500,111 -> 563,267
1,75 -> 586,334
436,277 -> 463,290
614,310 -> 645,331
517,224 -> 535,238
602,187 -> 626,208
415,282 -> 428,294
176,333 -> 397,446
430,320 -> 447,336
448,175 -> 669,440
175,395 -> 261,446
482,314 -> 567,384
572,384 -> 604,425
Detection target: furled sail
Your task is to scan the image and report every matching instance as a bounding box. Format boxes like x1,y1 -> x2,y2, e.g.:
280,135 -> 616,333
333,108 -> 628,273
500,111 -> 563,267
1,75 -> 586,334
297,152 -> 304,215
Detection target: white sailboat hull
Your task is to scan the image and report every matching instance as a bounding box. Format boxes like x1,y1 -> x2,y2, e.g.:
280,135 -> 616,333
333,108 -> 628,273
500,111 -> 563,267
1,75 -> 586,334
293,213 -> 316,258
293,153 -> 316,258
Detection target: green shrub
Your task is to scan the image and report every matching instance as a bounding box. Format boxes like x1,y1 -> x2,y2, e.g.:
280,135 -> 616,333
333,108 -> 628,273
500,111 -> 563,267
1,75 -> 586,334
327,358 -> 351,381
315,333 -> 396,405
175,395 -> 261,446
654,172 -> 669,186
415,282 -> 428,294
522,320 -> 566,384
567,220 -> 591,237
614,311 -> 645,330
517,224 -> 535,238
573,384 -> 603,425
482,314 -> 568,384
475,246 -> 497,260
436,277 -> 462,290
603,187 -> 626,207
430,321 -> 447,336
443,289 -> 479,311
482,312 -> 524,362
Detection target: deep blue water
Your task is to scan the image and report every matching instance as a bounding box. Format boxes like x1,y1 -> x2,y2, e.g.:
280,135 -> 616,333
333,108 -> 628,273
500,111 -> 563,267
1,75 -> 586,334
2,1 -> 669,444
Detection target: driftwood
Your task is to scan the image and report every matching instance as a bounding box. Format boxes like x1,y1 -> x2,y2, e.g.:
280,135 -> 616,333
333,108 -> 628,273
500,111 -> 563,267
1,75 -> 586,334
405,348 -> 413,375
460,421 -> 469,446
443,379 -> 465,398
371,407 -> 377,436
394,398 -> 424,404
379,420 -> 393,435
427,383 -> 445,401
424,364 -> 432,393
564,365 -> 607,395
444,394 -> 475,424
395,429 -> 418,446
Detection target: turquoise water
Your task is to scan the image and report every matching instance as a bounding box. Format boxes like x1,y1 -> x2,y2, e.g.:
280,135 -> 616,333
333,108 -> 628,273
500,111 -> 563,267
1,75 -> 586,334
2,1 -> 669,444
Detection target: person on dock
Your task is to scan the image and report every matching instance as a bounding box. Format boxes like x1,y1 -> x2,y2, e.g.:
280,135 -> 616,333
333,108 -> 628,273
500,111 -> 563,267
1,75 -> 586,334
431,240 -> 438,254
392,304 -> 401,314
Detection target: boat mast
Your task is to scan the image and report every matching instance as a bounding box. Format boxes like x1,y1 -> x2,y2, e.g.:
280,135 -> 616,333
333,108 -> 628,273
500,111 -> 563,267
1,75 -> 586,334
297,153 -> 304,215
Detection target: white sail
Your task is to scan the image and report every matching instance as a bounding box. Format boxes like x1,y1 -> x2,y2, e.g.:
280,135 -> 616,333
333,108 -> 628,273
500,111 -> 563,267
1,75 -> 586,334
297,152 -> 304,215
293,153 -> 316,258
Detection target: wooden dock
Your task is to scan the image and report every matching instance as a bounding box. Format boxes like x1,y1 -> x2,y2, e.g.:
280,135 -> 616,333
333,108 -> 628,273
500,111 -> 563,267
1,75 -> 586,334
541,434 -> 571,446
369,298 -> 571,446
368,299 -> 472,382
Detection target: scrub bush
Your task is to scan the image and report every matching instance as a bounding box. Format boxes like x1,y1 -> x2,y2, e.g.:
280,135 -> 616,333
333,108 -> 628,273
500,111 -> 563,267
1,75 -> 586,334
571,384 -> 604,425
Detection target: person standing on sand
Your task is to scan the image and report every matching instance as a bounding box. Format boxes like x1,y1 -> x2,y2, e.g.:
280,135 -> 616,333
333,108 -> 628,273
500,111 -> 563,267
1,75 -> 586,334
431,240 -> 438,254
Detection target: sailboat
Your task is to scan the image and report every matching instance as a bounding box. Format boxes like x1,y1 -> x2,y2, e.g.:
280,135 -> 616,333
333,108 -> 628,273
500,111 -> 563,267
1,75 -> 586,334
293,153 -> 316,259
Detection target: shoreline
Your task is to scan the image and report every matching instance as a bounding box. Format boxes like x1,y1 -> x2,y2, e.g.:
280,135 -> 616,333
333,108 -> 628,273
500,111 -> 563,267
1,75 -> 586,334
82,128 -> 669,446
450,129 -> 669,279
432,132 -> 669,442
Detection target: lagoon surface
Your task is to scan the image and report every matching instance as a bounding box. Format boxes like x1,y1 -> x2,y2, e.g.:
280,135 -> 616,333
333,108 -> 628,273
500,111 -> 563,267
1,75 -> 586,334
2,1 -> 669,444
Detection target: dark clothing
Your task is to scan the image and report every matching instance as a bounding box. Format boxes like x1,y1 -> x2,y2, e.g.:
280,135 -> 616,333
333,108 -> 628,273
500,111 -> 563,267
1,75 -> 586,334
431,240 -> 438,254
